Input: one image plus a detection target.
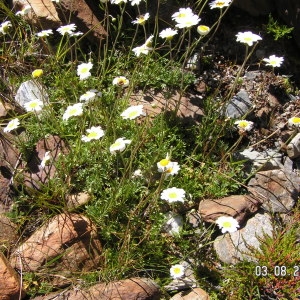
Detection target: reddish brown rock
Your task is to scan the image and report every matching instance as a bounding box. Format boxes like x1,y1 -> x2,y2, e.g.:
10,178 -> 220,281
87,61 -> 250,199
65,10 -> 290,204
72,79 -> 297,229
247,169 -> 300,213
170,288 -> 210,300
20,135 -> 68,192
10,213 -> 102,274
13,0 -> 60,27
130,90 -> 204,123
0,252 -> 26,300
55,0 -> 107,42
31,277 -> 161,300
198,195 -> 261,224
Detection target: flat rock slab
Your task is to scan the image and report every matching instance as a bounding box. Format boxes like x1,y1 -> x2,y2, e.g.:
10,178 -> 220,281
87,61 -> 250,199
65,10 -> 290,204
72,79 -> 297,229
198,195 -> 261,224
247,169 -> 300,213
10,213 -> 102,274
214,210 -> 273,264
130,90 -> 204,124
31,277 -> 161,300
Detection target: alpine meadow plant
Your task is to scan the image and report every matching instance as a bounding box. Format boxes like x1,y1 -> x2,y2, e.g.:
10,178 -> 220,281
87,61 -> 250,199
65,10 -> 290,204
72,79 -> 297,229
1,0 -> 296,298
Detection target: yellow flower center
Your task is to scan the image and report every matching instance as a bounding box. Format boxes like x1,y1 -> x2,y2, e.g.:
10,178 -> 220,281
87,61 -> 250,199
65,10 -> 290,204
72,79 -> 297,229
159,158 -> 170,167
168,192 -> 177,199
128,111 -> 138,118
291,117 -> 300,124
173,267 -> 182,274
222,221 -> 232,228
238,121 -> 249,128
216,1 -> 225,6
166,167 -> 173,173
87,132 -> 98,138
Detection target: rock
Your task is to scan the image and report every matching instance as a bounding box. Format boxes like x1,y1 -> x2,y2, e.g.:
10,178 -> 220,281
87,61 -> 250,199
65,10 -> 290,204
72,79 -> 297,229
19,135 -> 68,192
170,288 -> 210,300
0,101 -> 13,118
286,133 -> 300,159
10,213 -> 102,274
130,90 -> 204,124
13,0 -> 107,43
31,277 -> 161,300
0,252 -> 26,300
0,214 -> 18,252
164,261 -> 198,292
15,80 -> 49,109
214,210 -> 273,264
237,148 -> 283,171
13,0 -> 60,27
224,89 -> 253,119
66,192 -> 91,209
162,212 -> 183,236
247,169 -> 300,213
198,195 -> 261,224
56,0 -> 107,43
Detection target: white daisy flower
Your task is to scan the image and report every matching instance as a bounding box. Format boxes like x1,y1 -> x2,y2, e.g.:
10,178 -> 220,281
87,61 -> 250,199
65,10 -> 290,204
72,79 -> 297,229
170,264 -> 185,279
3,118 -> 20,133
132,169 -> 143,178
79,89 -> 102,102
234,120 -> 254,132
288,116 -> 300,127
15,5 -> 31,16
57,24 -> 77,35
77,62 -> 93,80
236,31 -> 262,46
209,0 -> 232,9
109,137 -> 131,154
175,14 -> 200,29
112,76 -> 129,87
215,216 -> 240,233
262,55 -> 284,68
171,8 -> 194,23
165,162 -> 180,177
0,21 -> 12,35
62,103 -> 83,120
159,28 -> 178,40
111,0 -> 127,4
24,99 -> 44,112
40,151 -> 51,168
36,29 -> 53,37
132,13 -> 150,25
81,126 -> 105,142
157,154 -> 172,172
130,0 -> 144,5
160,187 -> 186,203
120,105 -> 146,120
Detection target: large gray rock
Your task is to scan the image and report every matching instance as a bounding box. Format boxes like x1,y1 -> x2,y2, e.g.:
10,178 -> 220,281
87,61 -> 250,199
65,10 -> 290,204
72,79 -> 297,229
15,80 -> 49,109
224,89 -> 253,119
214,211 -> 273,264
248,169 -> 300,213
